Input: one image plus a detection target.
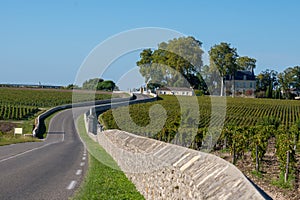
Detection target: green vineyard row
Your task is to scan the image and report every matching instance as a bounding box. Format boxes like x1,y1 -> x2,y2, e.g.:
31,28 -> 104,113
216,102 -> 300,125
0,105 -> 39,120
100,95 -> 300,132
0,88 -> 113,108
100,95 -> 299,187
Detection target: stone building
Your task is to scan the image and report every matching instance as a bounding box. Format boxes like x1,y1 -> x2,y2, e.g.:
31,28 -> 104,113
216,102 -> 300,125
225,70 -> 256,97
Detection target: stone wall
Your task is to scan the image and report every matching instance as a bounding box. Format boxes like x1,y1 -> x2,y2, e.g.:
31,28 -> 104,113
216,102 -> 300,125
82,93 -> 264,199
87,127 -> 264,199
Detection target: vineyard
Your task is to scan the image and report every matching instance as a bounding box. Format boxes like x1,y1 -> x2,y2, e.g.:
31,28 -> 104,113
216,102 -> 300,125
100,95 -> 300,199
0,105 -> 39,120
0,87 -> 114,108
0,87 -> 119,121
100,95 -> 300,131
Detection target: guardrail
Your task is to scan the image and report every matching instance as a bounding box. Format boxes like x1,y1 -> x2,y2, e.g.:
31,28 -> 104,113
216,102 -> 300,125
32,93 -> 135,138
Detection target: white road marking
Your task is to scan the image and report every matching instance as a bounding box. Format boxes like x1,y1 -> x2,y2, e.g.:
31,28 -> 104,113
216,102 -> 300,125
80,162 -> 85,166
0,142 -> 59,163
62,119 -> 66,142
76,169 -> 82,175
82,157 -> 86,160
67,180 -> 77,190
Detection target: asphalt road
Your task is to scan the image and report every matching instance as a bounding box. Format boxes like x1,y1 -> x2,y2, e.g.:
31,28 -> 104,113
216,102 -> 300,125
0,108 -> 87,200
0,94 -> 151,200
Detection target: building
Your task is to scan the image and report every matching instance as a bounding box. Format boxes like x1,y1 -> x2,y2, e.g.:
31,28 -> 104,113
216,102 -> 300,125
225,70 -> 256,97
157,87 -> 195,96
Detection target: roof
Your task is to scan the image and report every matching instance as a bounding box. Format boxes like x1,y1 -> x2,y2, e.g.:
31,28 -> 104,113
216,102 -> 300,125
157,87 -> 194,92
225,70 -> 255,81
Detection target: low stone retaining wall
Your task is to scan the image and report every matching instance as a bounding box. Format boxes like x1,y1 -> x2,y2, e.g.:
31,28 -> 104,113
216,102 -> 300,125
82,93 -> 264,199
85,126 -> 264,199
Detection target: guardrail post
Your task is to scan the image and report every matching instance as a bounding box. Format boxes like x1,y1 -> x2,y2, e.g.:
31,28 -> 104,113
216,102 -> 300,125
88,107 -> 97,135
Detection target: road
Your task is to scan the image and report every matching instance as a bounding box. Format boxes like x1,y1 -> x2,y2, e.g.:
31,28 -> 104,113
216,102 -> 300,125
0,94 -> 153,200
0,108 -> 87,200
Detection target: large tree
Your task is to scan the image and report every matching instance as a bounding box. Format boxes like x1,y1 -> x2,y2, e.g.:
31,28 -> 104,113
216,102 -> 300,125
137,36 -> 204,90
237,56 -> 256,72
278,66 -> 300,99
209,42 -> 238,96
82,78 -> 116,91
256,69 -> 278,98
278,67 -> 294,99
292,66 -> 300,95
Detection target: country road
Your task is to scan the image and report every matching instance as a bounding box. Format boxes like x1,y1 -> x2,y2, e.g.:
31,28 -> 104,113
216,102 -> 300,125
0,108 -> 88,200
0,94 -> 152,200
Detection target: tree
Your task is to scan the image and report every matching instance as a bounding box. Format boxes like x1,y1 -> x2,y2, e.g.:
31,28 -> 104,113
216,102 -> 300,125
209,42 -> 238,96
292,66 -> 300,95
237,56 -> 256,72
65,84 -> 80,90
82,78 -> 116,91
82,78 -> 104,90
256,69 -> 278,98
278,67 -> 294,99
137,36 -> 205,90
97,80 -> 116,91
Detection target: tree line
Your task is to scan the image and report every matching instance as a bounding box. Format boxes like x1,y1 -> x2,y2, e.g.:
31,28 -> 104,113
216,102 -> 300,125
256,67 -> 300,99
137,36 -> 299,99
66,78 -> 118,91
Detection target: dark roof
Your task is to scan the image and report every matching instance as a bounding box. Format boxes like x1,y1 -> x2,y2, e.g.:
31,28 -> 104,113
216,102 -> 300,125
157,87 -> 193,92
225,70 -> 255,81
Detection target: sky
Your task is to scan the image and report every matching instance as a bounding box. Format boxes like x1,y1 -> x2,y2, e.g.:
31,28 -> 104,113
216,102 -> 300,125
0,0 -> 299,90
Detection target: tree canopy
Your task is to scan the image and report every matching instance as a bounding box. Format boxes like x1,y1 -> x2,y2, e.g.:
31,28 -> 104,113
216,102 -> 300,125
137,36 -> 299,99
209,42 -> 238,96
82,78 -> 116,91
237,56 -> 256,72
137,36 -> 204,89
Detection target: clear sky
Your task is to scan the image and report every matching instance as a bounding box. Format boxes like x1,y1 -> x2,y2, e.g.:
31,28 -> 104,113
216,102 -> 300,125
1,0 -> 299,89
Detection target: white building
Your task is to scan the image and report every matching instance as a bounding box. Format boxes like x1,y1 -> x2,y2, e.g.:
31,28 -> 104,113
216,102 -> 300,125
157,87 -> 195,96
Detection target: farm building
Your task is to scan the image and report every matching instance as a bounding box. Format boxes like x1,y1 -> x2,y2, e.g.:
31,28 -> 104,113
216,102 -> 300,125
157,87 -> 195,96
225,70 -> 256,97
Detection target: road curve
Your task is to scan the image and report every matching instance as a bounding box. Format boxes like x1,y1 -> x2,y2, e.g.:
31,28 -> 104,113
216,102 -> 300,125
0,94 -> 153,200
0,108 -> 87,200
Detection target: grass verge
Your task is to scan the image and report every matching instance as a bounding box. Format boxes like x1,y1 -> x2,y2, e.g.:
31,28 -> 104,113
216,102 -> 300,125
71,115 -> 144,200
0,108 -> 63,145
0,134 -> 39,146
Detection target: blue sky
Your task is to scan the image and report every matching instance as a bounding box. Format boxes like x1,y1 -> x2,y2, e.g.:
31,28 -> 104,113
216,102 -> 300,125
0,0 -> 299,89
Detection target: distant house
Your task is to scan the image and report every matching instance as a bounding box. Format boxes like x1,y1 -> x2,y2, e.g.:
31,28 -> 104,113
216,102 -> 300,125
157,87 -> 195,96
290,88 -> 299,95
225,70 -> 256,97
281,87 -> 300,99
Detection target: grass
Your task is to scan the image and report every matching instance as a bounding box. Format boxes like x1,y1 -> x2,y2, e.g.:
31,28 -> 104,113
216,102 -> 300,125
71,115 -> 144,200
0,109 -> 46,146
0,107 -> 64,145
271,172 -> 295,189
251,170 -> 263,179
0,134 -> 39,146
